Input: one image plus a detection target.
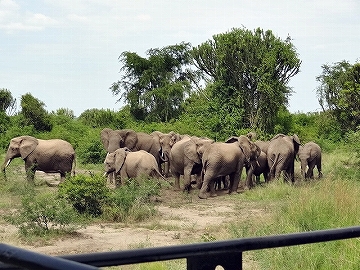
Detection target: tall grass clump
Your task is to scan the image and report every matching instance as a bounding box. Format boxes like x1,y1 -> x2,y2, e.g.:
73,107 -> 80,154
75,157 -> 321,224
253,178 -> 360,269
102,178 -> 161,223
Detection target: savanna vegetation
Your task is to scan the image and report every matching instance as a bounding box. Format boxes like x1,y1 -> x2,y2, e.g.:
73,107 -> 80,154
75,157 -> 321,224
0,26 -> 359,269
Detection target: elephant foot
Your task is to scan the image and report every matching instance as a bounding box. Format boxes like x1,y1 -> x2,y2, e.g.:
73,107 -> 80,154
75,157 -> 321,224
198,192 -> 208,199
210,192 -> 217,197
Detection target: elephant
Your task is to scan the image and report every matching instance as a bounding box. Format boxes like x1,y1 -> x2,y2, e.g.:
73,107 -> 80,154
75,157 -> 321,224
169,135 -> 213,191
298,141 -> 323,179
197,135 -> 261,199
245,150 -> 269,185
100,128 -> 164,174
267,134 -> 301,182
103,148 -> 165,186
254,140 -> 270,154
150,131 -> 183,177
1,136 -> 75,183
224,136 -> 262,190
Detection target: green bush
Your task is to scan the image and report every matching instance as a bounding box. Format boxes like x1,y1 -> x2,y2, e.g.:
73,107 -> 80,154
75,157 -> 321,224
58,174 -> 110,217
103,178 -> 160,222
5,191 -> 82,237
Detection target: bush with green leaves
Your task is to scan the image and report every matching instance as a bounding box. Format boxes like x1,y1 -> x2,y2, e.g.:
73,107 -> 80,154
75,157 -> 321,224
5,191 -> 82,237
103,178 -> 161,222
58,174 -> 110,217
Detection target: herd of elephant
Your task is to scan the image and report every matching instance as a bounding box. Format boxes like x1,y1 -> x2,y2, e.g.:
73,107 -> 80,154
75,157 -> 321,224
1,129 -> 322,199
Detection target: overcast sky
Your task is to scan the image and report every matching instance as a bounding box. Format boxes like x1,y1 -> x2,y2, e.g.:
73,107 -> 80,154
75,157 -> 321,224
0,0 -> 359,117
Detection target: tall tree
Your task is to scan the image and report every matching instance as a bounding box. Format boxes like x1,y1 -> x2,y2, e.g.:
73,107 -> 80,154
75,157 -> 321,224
316,60 -> 360,131
0,88 -> 16,115
192,27 -> 301,133
21,93 -> 52,131
110,42 -> 198,122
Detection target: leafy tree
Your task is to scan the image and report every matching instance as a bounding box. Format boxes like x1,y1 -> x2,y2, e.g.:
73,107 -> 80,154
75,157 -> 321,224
110,42 -> 198,122
78,108 -> 125,129
0,88 -> 16,116
192,27 -> 301,133
20,93 -> 52,132
316,60 -> 360,132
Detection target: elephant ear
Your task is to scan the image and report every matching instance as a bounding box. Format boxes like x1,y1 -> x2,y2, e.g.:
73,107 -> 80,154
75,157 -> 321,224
292,134 -> 301,145
270,133 -> 286,141
118,129 -> 137,150
100,128 -> 113,150
184,140 -> 201,164
19,136 -> 38,159
114,148 -> 127,173
237,135 -> 252,161
169,131 -> 181,147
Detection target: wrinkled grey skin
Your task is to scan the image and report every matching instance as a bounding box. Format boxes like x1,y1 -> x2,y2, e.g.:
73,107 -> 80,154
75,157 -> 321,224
225,136 -> 262,190
151,131 -> 183,177
197,135 -> 260,199
254,140 -> 270,154
245,150 -> 269,185
298,141 -> 323,179
267,134 -> 301,182
104,148 -> 165,186
170,136 -> 212,191
1,136 -> 75,183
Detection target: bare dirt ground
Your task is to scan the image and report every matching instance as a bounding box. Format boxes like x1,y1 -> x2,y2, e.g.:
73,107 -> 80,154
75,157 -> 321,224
1,171 -> 266,269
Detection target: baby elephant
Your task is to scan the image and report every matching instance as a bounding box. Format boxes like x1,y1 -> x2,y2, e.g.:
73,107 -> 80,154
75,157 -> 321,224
298,141 -> 323,180
104,148 -> 164,186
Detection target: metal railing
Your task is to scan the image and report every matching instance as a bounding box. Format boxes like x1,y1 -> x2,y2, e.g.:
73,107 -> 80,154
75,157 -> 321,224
1,226 -> 360,270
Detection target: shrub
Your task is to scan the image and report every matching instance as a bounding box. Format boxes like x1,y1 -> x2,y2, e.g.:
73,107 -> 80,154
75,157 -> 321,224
5,191 -> 82,237
58,174 -> 110,217
103,178 -> 160,222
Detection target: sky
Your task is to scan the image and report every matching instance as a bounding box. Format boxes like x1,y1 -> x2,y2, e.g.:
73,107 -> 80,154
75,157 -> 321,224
0,0 -> 359,117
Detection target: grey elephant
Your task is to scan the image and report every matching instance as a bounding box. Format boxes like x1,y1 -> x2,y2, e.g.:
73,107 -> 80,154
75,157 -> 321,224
298,141 -> 323,179
150,131 -> 183,177
1,136 -> 75,183
267,134 -> 301,182
100,128 -> 164,170
169,135 -> 213,191
225,136 -> 262,189
197,135 -> 260,199
245,150 -> 269,185
254,140 -> 270,154
104,148 -> 165,186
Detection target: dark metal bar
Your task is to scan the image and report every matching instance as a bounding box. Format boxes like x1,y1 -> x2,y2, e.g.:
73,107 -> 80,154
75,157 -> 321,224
59,226 -> 360,267
0,226 -> 359,269
0,243 -> 98,270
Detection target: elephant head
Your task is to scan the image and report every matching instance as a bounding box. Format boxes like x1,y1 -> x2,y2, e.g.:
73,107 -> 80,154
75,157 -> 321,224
192,136 -> 214,160
101,128 -> 138,153
2,136 -> 38,173
225,135 -> 261,163
151,131 -> 182,162
104,148 -> 130,175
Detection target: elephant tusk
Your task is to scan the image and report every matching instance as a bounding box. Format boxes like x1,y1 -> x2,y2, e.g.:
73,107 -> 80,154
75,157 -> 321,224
5,159 -> 11,168
103,172 -> 108,177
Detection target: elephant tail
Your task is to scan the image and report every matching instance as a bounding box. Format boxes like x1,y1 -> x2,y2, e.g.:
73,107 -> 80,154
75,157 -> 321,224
269,153 -> 280,177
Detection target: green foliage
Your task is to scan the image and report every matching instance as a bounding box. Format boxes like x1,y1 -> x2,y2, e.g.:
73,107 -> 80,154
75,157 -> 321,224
110,42 -> 198,122
20,93 -> 52,132
58,174 -> 110,217
102,178 -> 160,222
77,139 -> 106,164
316,60 -> 360,133
5,190 -> 82,237
78,108 -> 126,129
0,88 -> 16,114
192,27 -> 301,133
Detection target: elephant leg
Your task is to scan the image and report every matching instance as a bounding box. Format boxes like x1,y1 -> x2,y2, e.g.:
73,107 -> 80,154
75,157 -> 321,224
209,178 -> 217,197
317,163 -> 323,178
183,167 -> 193,192
173,172 -> 181,191
245,167 -> 254,189
307,163 -> 316,179
199,172 -> 212,199
231,167 -> 243,193
25,162 -> 36,183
